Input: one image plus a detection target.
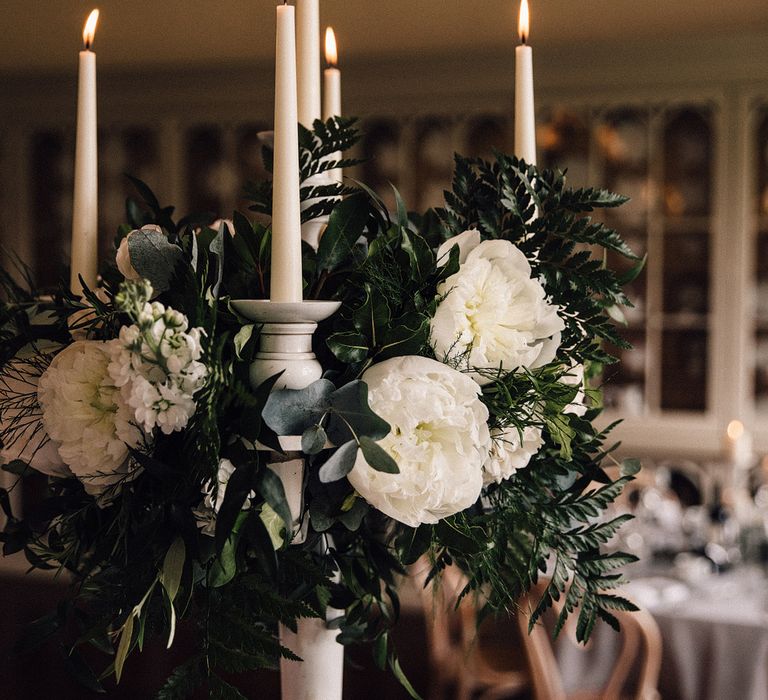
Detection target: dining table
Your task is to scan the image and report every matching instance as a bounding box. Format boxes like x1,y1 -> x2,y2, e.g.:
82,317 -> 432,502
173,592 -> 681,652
556,565 -> 768,700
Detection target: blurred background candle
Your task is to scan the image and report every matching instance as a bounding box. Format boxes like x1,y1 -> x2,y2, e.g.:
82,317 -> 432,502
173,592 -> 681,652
725,419 -> 754,470
323,27 -> 343,185
70,8 -> 99,295
271,1 -> 303,303
515,0 -> 536,165
296,0 -> 321,128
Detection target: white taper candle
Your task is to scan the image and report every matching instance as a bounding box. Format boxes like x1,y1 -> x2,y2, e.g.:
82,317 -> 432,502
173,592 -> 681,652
296,0 -> 321,128
323,27 -> 342,185
514,0 -> 536,165
70,9 -> 100,295
271,2 -> 303,303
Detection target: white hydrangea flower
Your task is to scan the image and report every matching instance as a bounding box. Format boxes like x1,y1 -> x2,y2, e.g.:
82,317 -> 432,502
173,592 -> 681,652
195,458 -> 256,537
347,356 -> 491,527
430,230 -> 564,385
108,299 -> 207,435
483,425 -> 544,485
115,225 -> 162,280
37,341 -> 143,498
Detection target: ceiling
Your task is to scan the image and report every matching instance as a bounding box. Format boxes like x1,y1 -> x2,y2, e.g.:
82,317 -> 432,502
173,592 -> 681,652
4,0 -> 768,74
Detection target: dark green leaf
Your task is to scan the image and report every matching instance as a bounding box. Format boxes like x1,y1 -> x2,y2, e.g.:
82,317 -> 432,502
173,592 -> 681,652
215,460 -> 257,554
63,646 -> 105,693
318,440 -> 358,483
2,460 -> 32,477
326,332 -> 369,364
398,524 -> 433,566
359,436 -> 399,474
316,194 -> 369,272
254,466 -> 293,532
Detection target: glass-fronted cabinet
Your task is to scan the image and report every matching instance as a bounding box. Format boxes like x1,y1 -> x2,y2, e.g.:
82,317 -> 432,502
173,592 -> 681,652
539,103 -> 715,418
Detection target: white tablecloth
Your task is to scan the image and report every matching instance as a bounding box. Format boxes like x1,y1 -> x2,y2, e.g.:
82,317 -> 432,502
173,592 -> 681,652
557,570 -> 768,700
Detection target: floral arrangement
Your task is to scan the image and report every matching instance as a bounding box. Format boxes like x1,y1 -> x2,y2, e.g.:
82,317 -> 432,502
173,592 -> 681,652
0,119 -> 642,697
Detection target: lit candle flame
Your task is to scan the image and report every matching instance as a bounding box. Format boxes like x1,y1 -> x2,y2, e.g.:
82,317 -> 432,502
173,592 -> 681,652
325,27 -> 338,68
83,9 -> 99,50
727,419 -> 745,441
518,0 -> 530,45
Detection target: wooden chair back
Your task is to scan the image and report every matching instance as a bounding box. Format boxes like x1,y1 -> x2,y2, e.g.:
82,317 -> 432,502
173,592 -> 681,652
516,580 -> 662,700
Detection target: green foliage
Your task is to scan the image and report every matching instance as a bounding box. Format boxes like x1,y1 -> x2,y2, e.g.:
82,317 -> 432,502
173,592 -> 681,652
0,122 -> 640,699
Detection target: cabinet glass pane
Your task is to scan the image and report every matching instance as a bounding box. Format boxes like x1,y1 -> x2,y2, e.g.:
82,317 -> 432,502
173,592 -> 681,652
662,232 -> 709,315
464,115 -> 509,160
185,126 -> 225,215
663,108 -> 712,218
603,329 -> 647,416
412,117 -> 454,210
31,130 -> 70,288
661,330 -> 708,411
538,107 -> 590,187
236,123 -> 271,213
358,118 -> 401,212
754,109 -> 768,414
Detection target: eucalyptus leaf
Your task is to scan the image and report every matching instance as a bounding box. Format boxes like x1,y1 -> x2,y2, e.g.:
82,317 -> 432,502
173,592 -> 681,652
301,424 -> 327,455
359,436 -> 399,474
326,380 -> 390,444
262,378 -> 334,435
337,497 -> 368,531
318,440 -> 358,483
127,227 -> 183,294
621,458 -> 641,477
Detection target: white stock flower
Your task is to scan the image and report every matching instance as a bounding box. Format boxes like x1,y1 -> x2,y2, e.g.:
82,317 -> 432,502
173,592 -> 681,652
430,230 -> 564,385
108,300 -> 207,435
116,225 -> 162,280
37,341 -> 143,498
562,363 -> 587,417
483,425 -> 544,485
347,356 -> 490,527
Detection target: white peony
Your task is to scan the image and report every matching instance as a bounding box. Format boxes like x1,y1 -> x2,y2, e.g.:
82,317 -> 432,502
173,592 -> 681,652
0,354 -> 70,478
347,356 -> 490,527
116,225 -> 162,280
483,425 -> 544,485
430,230 -> 564,385
37,341 -> 143,498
